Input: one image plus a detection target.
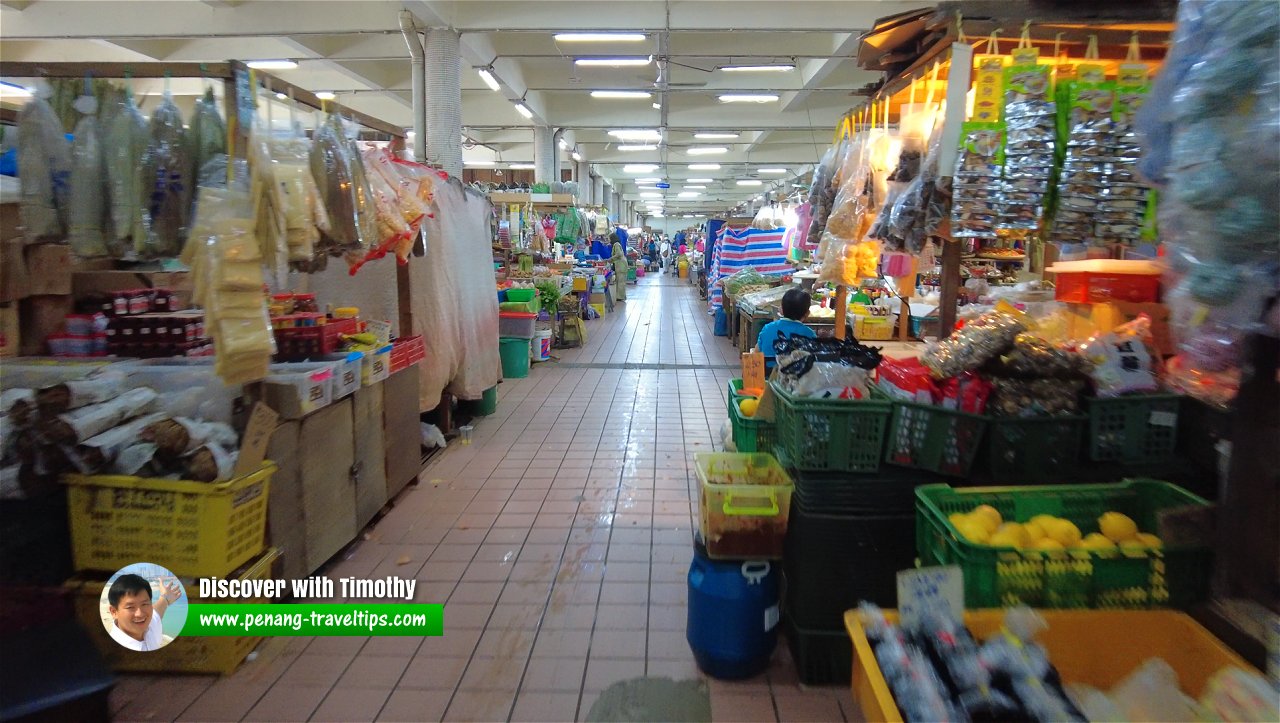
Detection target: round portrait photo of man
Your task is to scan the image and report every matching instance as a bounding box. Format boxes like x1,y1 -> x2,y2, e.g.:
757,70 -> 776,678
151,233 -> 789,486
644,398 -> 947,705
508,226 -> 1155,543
99,563 -> 188,652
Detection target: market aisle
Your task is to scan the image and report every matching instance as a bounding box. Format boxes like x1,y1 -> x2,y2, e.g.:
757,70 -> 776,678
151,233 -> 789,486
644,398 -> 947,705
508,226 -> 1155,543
108,273 -> 856,723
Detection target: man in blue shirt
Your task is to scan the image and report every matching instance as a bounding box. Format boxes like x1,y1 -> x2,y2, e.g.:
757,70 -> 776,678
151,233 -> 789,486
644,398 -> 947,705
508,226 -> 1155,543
756,288 -> 817,371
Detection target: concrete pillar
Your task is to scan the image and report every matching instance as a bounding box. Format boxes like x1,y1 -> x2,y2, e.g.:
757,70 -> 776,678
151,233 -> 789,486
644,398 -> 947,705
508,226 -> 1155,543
576,162 -> 591,203
593,174 -> 605,209
424,28 -> 462,176
533,125 -> 554,185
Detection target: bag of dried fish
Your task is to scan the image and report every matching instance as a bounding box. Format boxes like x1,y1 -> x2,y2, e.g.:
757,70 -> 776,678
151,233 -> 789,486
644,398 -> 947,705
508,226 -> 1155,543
18,91 -> 73,241
141,416 -> 237,462
37,387 -> 158,445
106,92 -> 151,255
185,442 -> 236,482
310,113 -> 377,264
71,411 -> 169,474
35,375 -> 126,416
2,389 -> 36,428
68,96 -> 111,258
921,310 -> 1027,378
137,93 -> 190,257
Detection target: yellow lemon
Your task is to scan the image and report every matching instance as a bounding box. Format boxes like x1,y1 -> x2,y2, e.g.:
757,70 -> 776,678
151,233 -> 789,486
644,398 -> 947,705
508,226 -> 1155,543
1098,511 -> 1139,543
738,398 -> 759,418
1134,532 -> 1163,548
995,522 -> 1030,547
1080,532 -> 1117,550
987,528 -> 1025,549
949,512 -> 970,528
1046,518 -> 1082,548
1032,538 -> 1064,551
1023,520 -> 1047,543
1029,514 -> 1059,530
955,518 -> 990,544
971,505 -> 1003,533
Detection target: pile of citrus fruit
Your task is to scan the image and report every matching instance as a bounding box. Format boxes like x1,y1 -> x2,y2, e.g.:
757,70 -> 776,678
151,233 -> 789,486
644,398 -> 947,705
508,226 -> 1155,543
948,504 -> 1163,551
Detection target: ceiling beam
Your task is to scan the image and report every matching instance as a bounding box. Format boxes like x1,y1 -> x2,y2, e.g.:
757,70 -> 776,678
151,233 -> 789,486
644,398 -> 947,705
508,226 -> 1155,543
277,36 -> 411,110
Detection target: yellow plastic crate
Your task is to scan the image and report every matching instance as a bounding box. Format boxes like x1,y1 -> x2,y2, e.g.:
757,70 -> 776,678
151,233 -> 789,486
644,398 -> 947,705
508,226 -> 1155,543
64,462 -> 274,578
845,608 -> 1255,723
572,277 -> 589,292
853,315 -> 895,341
66,548 -> 279,675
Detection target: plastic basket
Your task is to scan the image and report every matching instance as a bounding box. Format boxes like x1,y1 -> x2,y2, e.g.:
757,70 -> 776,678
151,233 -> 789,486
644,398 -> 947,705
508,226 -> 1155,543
783,507 -> 915,628
846,608 -> 1253,723
982,415 -> 1085,483
63,462 -> 274,578
1086,394 -> 1182,463
915,479 -> 1213,609
771,381 -> 890,473
65,548 -> 279,674
272,318 -> 358,361
504,288 -> 536,303
884,400 -> 988,477
726,381 -> 775,454
389,335 -> 426,374
783,618 -> 851,685
790,468 -> 928,517
853,315 -> 895,341
694,453 -> 793,560
499,312 -> 538,339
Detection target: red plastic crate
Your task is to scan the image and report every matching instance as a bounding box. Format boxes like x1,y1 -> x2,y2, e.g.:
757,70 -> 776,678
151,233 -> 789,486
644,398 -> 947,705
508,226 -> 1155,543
273,318 -> 359,361
1054,271 -> 1160,304
389,335 -> 426,373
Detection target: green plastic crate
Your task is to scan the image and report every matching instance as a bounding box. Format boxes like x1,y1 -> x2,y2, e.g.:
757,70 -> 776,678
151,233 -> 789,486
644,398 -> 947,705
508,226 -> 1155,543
884,400 -> 988,477
916,480 -> 1213,609
770,381 -> 890,473
1087,394 -> 1182,463
983,415 -> 1086,483
727,381 -> 776,454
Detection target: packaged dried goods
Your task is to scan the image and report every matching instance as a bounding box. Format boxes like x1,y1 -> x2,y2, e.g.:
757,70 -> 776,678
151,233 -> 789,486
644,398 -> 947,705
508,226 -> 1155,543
137,93 -> 190,257
18,90 -> 72,241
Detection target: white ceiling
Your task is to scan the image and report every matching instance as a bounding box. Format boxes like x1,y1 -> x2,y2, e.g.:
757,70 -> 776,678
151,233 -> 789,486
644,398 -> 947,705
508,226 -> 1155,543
0,0 -> 925,216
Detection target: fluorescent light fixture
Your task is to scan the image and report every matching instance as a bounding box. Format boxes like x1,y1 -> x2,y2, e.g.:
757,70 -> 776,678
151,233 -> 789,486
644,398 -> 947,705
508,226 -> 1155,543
558,137 -> 568,149
314,91 -> 336,100
694,132 -> 739,139
623,164 -> 660,173
689,163 -> 721,171
634,177 -> 662,183
720,64 -> 795,72
509,163 -> 536,169
686,178 -> 714,183
275,92 -> 287,100
575,57 -> 652,67
652,102 -> 661,109
758,168 -> 788,174
555,32 -> 646,42
719,94 -> 779,103
572,151 -> 583,162
678,192 -> 700,198
737,180 -> 763,186
464,160 -> 496,166
513,103 -> 533,119
683,185 -> 707,190
591,90 -> 652,99
640,192 -> 662,198
687,146 -> 728,155
246,60 -> 298,70
617,144 -> 658,151
477,68 -> 500,91
608,129 -> 662,141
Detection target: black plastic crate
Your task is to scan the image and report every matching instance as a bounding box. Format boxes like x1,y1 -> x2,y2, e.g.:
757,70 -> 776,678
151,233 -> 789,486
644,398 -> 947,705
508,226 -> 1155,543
783,617 -> 851,686
783,507 -> 916,629
790,468 -> 937,517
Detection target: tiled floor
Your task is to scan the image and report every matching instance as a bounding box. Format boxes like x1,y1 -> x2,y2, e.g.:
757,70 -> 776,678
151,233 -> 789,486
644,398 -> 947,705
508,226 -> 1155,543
110,273 -> 904,722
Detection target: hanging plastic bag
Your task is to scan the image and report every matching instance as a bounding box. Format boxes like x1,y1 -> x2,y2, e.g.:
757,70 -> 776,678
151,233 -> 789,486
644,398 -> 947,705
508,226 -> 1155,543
67,95 -> 110,258
247,122 -> 288,288
105,91 -> 150,255
309,113 -> 377,266
185,87 -> 226,223
17,88 -> 72,241
270,131 -> 328,267
137,93 -> 190,257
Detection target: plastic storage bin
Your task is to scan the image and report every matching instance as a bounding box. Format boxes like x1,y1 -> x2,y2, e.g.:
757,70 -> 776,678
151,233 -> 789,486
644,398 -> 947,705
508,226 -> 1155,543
982,414 -> 1086,483
113,358 -> 239,424
63,462 -> 274,578
499,337 -> 530,379
1086,394 -> 1182,463
694,452 -> 793,559
320,352 -> 364,399
1048,259 -> 1162,304
504,288 -> 536,303
361,345 -> 391,386
847,608 -> 1254,723
915,479 -> 1213,609
66,547 -> 279,674
499,312 -> 538,339
784,618 -> 852,685
771,381 -> 891,473
264,362 -> 334,418
884,400 -> 988,477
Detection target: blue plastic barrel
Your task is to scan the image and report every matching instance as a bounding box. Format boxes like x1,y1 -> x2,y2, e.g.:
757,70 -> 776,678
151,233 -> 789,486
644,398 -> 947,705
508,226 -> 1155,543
686,540 -> 780,679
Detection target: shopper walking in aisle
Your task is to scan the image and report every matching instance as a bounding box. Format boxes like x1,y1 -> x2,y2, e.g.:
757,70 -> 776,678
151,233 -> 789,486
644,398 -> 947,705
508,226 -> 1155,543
660,237 -> 672,273
610,234 -> 628,302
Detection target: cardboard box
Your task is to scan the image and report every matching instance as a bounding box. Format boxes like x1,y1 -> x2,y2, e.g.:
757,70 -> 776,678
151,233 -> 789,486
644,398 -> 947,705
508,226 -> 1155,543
72,269 -> 193,309
24,243 -> 72,296
19,294 -> 73,356
0,304 -> 17,358
0,238 -> 28,303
